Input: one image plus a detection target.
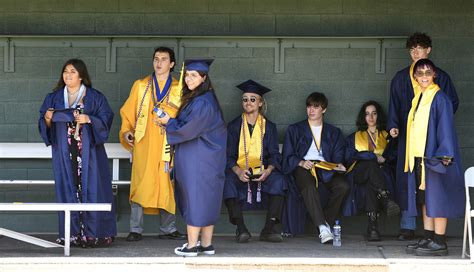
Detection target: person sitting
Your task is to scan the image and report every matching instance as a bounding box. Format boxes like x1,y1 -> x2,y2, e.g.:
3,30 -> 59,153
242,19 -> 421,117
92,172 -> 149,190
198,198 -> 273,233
281,92 -> 349,244
224,80 -> 287,243
344,100 -> 400,241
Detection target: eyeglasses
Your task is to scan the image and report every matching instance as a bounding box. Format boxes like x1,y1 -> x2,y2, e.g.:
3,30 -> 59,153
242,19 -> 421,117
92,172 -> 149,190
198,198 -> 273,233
242,97 -> 257,103
414,70 -> 434,77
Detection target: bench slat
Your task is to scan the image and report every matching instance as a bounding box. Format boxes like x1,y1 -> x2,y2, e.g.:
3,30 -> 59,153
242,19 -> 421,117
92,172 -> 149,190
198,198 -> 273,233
0,203 -> 111,211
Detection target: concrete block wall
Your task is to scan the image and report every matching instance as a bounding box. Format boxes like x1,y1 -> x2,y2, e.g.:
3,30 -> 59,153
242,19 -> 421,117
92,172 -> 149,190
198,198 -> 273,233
0,0 -> 472,235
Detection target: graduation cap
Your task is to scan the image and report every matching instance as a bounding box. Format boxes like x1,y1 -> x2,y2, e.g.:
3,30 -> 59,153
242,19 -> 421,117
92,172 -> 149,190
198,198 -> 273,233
184,59 -> 214,73
236,79 -> 271,96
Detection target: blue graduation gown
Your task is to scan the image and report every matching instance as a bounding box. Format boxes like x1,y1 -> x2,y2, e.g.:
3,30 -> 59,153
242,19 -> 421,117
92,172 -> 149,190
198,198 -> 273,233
281,120 -> 346,235
38,88 -> 117,239
387,66 -> 458,205
166,91 -> 227,227
343,131 -> 397,215
223,115 -> 287,208
404,92 -> 465,218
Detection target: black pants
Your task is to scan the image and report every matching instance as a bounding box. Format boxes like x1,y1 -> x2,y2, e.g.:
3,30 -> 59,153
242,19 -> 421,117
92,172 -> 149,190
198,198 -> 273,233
352,160 -> 386,212
414,157 -> 426,204
225,194 -> 284,227
293,167 -> 350,227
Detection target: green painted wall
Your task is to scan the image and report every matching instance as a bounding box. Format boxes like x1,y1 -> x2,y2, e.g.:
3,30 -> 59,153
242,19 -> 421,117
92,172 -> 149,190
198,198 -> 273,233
0,0 -> 472,235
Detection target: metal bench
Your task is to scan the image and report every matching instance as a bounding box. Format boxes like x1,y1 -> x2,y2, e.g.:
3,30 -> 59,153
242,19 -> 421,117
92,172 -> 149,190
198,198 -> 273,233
0,202 -> 111,256
0,143 -> 128,256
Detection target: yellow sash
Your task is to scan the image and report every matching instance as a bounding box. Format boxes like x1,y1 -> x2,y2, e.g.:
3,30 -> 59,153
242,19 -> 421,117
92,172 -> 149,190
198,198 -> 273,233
354,130 -> 388,155
347,130 -> 388,173
237,113 -> 266,174
404,82 -> 440,190
134,76 -> 153,144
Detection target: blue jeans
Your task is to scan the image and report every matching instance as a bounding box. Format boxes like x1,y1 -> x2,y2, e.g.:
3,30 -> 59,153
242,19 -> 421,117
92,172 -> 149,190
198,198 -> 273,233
400,210 -> 416,230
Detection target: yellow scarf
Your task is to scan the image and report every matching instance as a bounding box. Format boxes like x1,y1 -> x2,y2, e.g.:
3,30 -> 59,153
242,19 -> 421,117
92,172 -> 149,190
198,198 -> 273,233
404,82 -> 440,190
409,62 -> 419,96
237,113 -> 266,174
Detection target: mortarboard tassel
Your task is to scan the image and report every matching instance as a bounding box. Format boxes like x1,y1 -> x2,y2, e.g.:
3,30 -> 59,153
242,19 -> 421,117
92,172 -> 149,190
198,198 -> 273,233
257,182 -> 262,203
247,183 -> 252,204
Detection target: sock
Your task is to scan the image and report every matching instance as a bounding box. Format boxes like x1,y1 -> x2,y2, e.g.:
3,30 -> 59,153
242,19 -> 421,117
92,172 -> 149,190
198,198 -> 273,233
423,229 -> 435,240
434,233 -> 446,245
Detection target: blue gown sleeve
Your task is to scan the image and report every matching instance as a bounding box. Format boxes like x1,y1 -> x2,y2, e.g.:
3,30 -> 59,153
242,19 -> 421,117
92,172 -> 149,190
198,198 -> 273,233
387,74 -> 401,131
433,95 -> 456,159
281,125 -> 301,175
166,98 -> 217,145
265,122 -> 282,170
87,93 -> 114,146
226,120 -> 240,170
382,136 -> 398,163
38,93 -> 55,146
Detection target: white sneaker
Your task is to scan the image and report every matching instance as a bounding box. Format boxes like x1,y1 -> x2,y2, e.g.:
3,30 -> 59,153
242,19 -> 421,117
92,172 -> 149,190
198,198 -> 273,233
318,225 -> 334,244
174,243 -> 198,257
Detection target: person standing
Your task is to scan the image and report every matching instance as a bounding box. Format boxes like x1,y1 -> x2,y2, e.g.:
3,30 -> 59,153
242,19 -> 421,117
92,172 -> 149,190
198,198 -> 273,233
403,59 -> 464,256
39,58 -> 116,247
119,47 -> 186,241
158,59 -> 227,257
387,32 -> 459,241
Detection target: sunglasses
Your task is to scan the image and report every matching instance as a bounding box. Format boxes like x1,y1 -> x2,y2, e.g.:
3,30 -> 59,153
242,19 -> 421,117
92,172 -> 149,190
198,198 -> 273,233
242,97 -> 258,103
414,70 -> 434,77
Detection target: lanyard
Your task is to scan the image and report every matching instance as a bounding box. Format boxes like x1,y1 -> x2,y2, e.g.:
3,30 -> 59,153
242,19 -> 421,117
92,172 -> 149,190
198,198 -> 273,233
152,73 -> 172,105
63,84 -> 85,109
308,120 -> 323,155
367,130 -> 377,149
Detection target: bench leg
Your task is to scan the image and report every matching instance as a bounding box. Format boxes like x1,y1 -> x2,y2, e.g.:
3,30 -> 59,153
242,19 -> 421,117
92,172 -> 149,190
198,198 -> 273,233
64,211 -> 70,256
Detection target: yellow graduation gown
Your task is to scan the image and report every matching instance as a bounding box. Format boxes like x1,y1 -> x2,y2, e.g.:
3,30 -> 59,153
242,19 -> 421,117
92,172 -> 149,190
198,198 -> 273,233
119,75 -> 179,215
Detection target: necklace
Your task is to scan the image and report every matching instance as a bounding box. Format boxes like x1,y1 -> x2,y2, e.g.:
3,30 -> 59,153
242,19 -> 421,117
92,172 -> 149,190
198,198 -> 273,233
68,90 -> 80,97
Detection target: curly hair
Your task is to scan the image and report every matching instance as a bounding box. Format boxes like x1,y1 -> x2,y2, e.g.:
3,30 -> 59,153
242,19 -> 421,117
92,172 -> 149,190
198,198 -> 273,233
406,32 -> 432,49
356,100 -> 387,131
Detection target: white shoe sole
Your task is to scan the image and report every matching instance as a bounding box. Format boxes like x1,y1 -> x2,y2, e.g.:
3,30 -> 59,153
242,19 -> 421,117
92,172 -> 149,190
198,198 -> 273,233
200,250 -> 215,255
320,236 -> 334,244
174,247 -> 198,257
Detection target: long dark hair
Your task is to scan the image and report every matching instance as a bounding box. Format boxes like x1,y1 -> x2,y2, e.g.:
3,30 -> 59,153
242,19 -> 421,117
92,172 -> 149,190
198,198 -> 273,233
356,100 -> 386,131
53,59 -> 92,91
178,71 -> 224,118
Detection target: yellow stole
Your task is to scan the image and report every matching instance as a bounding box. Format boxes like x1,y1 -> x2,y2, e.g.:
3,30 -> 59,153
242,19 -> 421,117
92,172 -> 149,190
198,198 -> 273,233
237,113 -> 266,174
355,130 -> 388,155
347,130 -> 388,173
134,76 -> 180,164
134,76 -> 153,144
404,82 -> 440,190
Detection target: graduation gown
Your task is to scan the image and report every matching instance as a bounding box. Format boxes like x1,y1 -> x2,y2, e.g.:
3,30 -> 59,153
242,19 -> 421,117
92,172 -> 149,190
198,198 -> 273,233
387,66 -> 458,204
38,88 -> 117,239
404,91 -> 465,218
119,75 -> 179,215
166,91 -> 227,227
223,115 -> 287,208
343,131 -> 397,215
281,120 -> 346,235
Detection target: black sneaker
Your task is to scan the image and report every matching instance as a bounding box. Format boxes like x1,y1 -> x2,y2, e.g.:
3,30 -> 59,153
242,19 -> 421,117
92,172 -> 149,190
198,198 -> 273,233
415,240 -> 448,256
125,232 -> 142,242
406,238 -> 431,254
198,244 -> 215,255
158,231 -> 187,240
174,243 -> 198,257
